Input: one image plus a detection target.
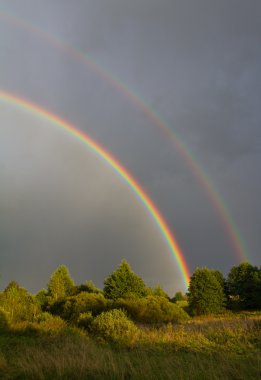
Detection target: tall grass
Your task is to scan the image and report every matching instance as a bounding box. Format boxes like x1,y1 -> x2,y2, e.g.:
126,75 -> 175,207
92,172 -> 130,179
0,314 -> 260,379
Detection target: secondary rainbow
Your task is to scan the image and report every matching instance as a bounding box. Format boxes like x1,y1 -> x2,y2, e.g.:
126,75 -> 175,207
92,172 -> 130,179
0,90 -> 190,288
0,11 -> 248,262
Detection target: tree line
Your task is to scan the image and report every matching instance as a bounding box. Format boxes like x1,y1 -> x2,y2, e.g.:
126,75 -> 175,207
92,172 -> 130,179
0,260 -> 260,330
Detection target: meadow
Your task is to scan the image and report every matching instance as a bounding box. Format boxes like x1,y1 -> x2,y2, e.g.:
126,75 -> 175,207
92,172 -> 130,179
0,312 -> 260,380
0,261 -> 260,379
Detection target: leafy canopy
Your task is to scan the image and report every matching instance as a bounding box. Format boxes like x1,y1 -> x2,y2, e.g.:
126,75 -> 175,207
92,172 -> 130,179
104,260 -> 147,300
227,262 -> 261,309
188,267 -> 226,315
47,265 -> 74,301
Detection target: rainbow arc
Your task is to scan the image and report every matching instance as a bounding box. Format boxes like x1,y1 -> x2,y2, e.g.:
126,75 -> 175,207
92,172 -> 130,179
0,90 -> 190,289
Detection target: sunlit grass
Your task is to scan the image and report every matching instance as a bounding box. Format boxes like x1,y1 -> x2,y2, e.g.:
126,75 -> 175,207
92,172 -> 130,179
0,313 -> 260,379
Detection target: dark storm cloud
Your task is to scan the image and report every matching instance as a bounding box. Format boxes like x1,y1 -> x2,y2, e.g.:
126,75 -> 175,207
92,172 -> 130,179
0,1 -> 260,292
0,109 -> 182,293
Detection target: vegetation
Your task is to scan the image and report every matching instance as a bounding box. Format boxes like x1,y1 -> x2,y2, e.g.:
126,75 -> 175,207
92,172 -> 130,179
0,260 -> 260,379
187,267 -> 226,315
227,262 -> 261,310
47,265 -> 75,302
103,260 -> 147,299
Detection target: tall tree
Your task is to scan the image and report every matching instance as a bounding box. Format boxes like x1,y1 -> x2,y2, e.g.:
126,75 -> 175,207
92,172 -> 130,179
0,281 -> 39,322
47,265 -> 74,301
188,267 -> 226,315
227,262 -> 261,309
104,260 -> 147,300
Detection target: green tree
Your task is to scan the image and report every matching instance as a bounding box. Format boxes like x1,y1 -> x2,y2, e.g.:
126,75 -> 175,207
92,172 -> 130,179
35,289 -> 49,310
188,268 -> 226,315
104,260 -> 147,300
211,270 -> 225,288
47,265 -> 74,301
0,281 -> 39,322
72,280 -> 103,295
227,262 -> 261,309
148,284 -> 169,298
172,291 -> 187,302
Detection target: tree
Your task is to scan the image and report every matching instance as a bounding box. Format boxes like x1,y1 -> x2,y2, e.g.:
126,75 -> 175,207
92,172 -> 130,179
0,281 -> 39,322
147,284 -> 169,298
187,267 -> 226,315
72,280 -> 103,295
227,262 -> 261,309
172,291 -> 187,302
104,260 -> 147,300
47,265 -> 74,301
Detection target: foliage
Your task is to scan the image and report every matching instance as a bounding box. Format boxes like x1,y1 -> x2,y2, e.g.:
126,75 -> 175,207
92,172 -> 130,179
0,307 -> 9,331
47,265 -> 75,301
188,268 -> 226,315
172,291 -> 187,303
0,281 -> 40,323
115,295 -> 189,323
35,289 -> 49,309
227,262 -> 261,309
36,313 -> 67,333
72,280 -> 103,295
91,309 -> 138,343
104,260 -> 147,300
57,292 -> 107,322
77,312 -> 93,330
211,270 -> 226,289
147,284 -> 169,298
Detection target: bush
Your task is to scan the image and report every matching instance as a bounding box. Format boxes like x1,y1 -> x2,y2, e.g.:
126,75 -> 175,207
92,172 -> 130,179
115,296 -> 189,324
36,313 -> 67,333
77,312 -> 93,330
62,292 -> 107,322
91,309 -> 138,343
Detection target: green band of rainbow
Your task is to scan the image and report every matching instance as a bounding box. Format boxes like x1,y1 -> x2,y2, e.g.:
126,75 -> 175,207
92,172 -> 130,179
0,90 -> 190,289
0,11 -> 248,263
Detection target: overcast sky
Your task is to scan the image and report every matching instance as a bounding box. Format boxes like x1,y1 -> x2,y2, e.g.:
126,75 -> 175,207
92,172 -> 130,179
0,1 -> 260,294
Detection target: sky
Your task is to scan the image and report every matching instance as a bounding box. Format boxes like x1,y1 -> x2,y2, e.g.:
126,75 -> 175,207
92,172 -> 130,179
0,0 -> 260,294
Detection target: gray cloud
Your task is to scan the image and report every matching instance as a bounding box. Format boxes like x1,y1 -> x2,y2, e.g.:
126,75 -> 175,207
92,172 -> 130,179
0,1 -> 260,293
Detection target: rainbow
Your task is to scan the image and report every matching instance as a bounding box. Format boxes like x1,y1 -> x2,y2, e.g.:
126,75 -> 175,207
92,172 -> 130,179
0,11 -> 248,262
0,90 -> 190,288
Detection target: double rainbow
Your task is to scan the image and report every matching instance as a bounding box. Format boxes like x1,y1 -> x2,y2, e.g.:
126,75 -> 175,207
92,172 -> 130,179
0,90 -> 191,288
0,10 -> 248,263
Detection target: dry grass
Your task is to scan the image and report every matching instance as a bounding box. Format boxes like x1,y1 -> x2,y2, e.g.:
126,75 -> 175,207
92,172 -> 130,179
0,313 -> 260,379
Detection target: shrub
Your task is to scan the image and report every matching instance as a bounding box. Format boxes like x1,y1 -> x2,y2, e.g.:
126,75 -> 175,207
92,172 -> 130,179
62,292 -> 107,322
36,313 -> 67,333
115,296 -> 189,323
77,312 -> 93,330
91,309 -> 138,343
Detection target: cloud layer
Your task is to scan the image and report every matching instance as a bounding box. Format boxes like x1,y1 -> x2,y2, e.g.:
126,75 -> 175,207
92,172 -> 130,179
0,1 -> 260,293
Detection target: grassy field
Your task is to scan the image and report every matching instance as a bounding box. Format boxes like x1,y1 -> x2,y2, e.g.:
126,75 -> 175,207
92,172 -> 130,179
0,313 -> 260,379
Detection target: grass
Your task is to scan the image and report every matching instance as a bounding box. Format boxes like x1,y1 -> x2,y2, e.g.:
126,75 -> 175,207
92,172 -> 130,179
0,313 -> 260,379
